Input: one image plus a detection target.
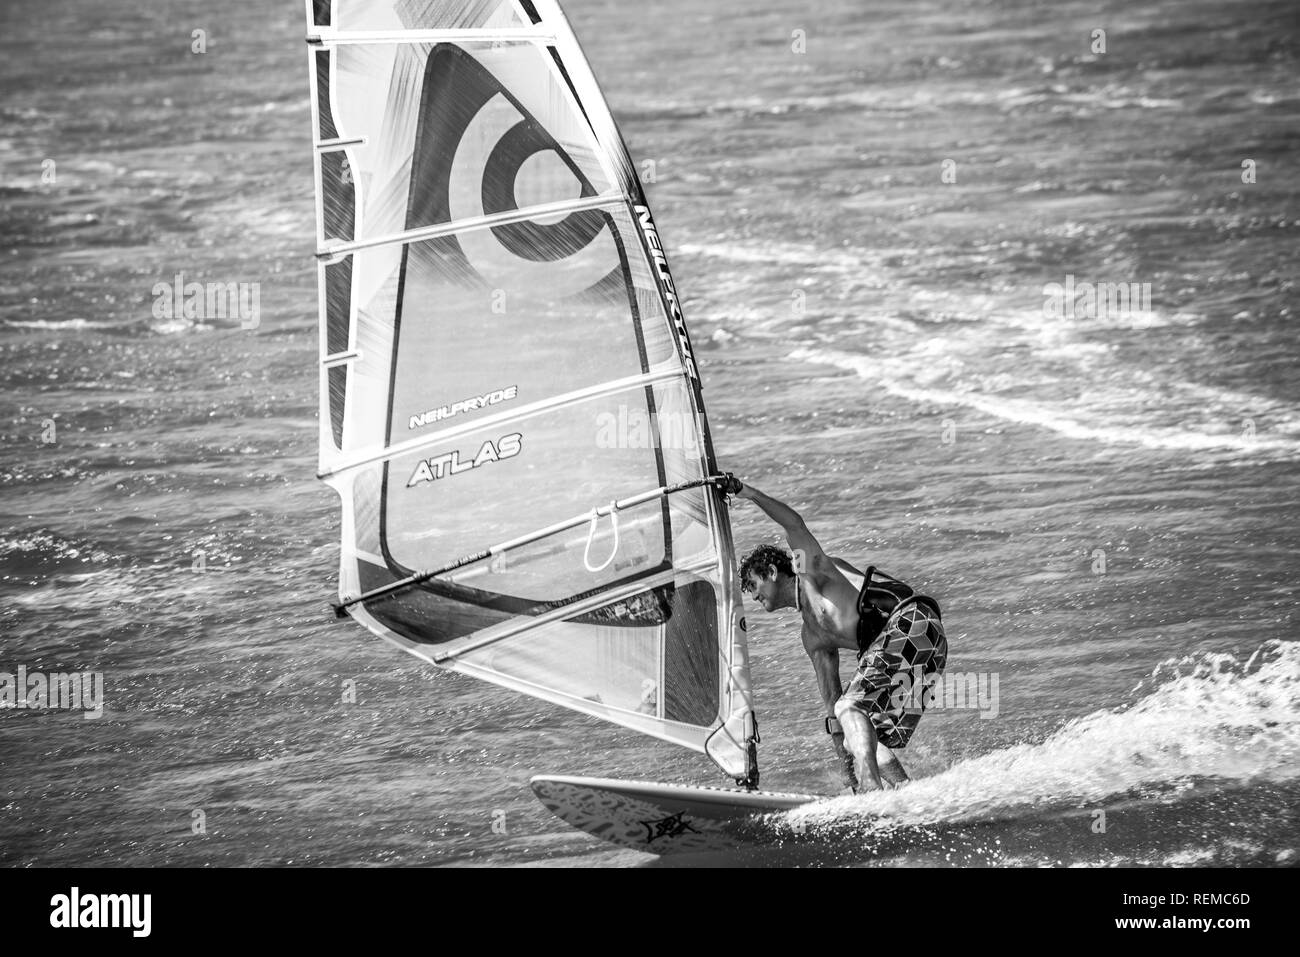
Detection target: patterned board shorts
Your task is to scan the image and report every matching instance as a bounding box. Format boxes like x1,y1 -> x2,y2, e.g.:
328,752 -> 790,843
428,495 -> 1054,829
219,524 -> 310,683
834,599 -> 948,749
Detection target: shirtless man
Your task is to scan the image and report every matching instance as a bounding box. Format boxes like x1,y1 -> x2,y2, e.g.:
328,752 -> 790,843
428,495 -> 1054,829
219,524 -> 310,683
720,474 -> 947,792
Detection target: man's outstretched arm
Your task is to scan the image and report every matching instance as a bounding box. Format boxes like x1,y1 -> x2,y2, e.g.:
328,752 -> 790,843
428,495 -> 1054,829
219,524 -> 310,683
733,482 -> 829,568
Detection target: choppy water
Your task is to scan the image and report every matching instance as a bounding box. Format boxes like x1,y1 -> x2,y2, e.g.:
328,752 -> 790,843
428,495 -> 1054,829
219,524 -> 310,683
1,0 -> 1297,866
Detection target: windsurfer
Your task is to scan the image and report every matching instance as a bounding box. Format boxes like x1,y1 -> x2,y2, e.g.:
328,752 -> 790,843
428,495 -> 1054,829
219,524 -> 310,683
718,474 -> 948,793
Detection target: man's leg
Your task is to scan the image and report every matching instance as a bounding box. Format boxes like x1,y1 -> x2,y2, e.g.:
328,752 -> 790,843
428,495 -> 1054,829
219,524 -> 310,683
836,707 -> 886,791
877,744 -> 908,785
829,728 -> 859,792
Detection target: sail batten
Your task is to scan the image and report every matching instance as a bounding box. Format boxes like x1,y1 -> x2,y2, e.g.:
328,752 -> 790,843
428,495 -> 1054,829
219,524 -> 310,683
316,136 -> 367,150
317,368 -> 686,479
315,191 -> 624,258
309,28 -> 556,45
431,559 -> 716,662
306,0 -> 755,781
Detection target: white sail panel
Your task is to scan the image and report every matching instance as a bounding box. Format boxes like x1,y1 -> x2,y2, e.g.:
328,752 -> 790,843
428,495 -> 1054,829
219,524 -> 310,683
307,0 -> 755,779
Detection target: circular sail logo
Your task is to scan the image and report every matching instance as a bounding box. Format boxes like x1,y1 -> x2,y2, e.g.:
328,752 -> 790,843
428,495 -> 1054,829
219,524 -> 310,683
405,44 -> 618,297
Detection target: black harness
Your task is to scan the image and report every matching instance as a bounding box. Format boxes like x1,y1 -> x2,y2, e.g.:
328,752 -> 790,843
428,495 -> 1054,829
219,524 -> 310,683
855,565 -> 942,657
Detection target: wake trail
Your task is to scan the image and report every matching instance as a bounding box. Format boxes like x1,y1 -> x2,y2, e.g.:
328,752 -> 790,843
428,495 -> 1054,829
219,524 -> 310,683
788,640 -> 1300,829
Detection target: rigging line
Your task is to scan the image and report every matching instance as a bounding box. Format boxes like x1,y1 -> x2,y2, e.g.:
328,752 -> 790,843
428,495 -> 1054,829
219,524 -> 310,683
582,502 -> 620,573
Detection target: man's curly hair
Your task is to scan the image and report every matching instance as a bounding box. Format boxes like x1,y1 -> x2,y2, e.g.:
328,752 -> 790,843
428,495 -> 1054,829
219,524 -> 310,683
739,543 -> 794,589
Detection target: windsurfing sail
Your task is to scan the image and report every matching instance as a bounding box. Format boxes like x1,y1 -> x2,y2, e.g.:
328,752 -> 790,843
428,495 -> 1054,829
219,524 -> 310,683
304,0 -> 757,781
